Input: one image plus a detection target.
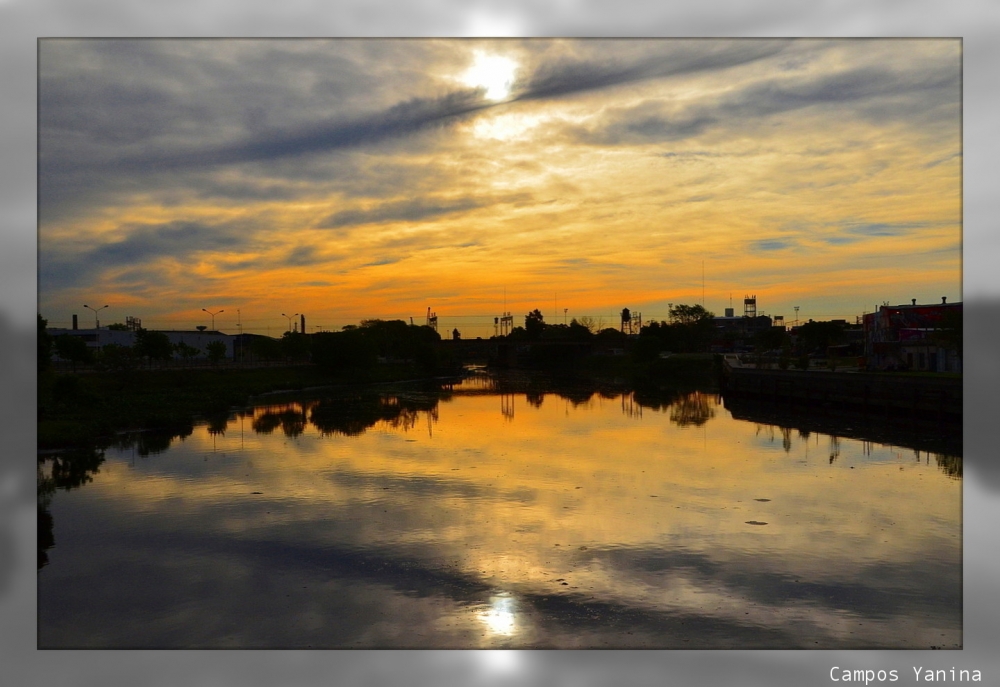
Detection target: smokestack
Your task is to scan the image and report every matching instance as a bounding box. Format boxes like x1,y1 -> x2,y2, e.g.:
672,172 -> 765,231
942,296 -> 947,304
301,313 -> 306,333
911,299 -> 916,305
72,314 -> 78,330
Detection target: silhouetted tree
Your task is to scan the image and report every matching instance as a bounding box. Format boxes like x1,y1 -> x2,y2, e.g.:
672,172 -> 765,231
174,341 -> 201,363
54,334 -> 93,371
311,328 -> 377,372
669,303 -> 713,325
567,319 -> 594,341
525,309 -> 545,340
667,304 -> 716,352
97,343 -> 138,373
134,329 -> 173,367
280,331 -> 311,362
250,336 -> 283,362
38,314 -> 52,372
206,340 -> 227,365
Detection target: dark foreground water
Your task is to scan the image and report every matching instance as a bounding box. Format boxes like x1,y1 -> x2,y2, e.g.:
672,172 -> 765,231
37,374 -> 961,648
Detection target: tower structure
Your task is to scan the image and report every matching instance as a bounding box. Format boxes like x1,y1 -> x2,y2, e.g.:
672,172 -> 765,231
499,311 -> 513,336
743,295 -> 757,320
426,307 -> 438,332
630,311 -> 642,335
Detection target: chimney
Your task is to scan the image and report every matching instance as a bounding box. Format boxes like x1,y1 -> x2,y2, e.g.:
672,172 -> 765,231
942,296 -> 947,304
72,314 -> 78,330
301,313 -> 306,333
911,299 -> 916,305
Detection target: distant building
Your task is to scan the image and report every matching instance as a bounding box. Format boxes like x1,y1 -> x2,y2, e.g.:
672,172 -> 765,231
711,313 -> 773,352
863,298 -> 961,372
47,327 -> 236,360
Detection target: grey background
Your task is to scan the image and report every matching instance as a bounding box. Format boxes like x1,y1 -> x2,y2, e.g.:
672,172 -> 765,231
2,2 -> 997,685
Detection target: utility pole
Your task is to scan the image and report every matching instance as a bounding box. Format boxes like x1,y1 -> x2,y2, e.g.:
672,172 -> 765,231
202,308 -> 224,330
83,304 -> 108,329
236,309 -> 242,366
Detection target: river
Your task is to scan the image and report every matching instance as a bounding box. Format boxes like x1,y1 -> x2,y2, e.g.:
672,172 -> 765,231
37,371 -> 961,648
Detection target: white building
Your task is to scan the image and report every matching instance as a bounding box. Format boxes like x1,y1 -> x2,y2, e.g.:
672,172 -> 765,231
47,328 -> 235,360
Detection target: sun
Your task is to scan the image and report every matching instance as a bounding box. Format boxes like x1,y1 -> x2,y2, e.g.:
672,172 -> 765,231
461,50 -> 518,101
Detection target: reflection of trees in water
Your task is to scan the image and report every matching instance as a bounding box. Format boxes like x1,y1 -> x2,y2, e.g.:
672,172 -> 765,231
252,402 -> 313,438
723,394 -> 961,479
206,413 -> 230,436
621,393 -> 642,419
556,388 -> 595,407
38,447 -> 106,570
307,393 -> 439,437
829,435 -> 841,463
630,389 -> 721,429
935,453 -> 962,478
109,423 -> 194,457
668,391 -> 718,427
500,393 -> 515,422
525,392 -> 544,408
38,447 -> 106,504
38,506 -> 54,571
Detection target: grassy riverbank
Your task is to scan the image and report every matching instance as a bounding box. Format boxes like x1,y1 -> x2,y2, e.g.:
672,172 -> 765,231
37,363 -> 442,449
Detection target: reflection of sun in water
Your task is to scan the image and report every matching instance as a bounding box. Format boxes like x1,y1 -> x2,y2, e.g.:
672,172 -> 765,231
478,594 -> 516,636
461,51 -> 518,101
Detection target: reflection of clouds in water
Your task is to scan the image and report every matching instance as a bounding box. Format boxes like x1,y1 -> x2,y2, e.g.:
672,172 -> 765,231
478,593 -> 517,636
39,380 -> 962,647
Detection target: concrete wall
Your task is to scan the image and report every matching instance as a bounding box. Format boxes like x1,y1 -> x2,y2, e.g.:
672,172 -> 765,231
720,365 -> 961,419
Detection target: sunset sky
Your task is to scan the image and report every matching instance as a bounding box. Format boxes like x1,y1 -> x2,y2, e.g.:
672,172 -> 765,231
38,38 -> 961,337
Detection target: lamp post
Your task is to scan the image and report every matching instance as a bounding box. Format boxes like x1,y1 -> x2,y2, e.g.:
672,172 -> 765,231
83,304 -> 108,329
202,308 -> 224,330
281,313 -> 299,333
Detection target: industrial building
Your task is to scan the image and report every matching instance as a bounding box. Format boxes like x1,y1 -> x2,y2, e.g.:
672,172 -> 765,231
863,298 -> 961,372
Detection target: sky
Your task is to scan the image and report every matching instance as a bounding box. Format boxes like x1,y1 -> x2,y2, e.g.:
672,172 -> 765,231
38,38 -> 961,337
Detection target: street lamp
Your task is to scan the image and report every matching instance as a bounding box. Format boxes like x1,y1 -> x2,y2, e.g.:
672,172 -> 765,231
281,313 -> 299,333
83,304 -> 108,329
202,308 -> 224,330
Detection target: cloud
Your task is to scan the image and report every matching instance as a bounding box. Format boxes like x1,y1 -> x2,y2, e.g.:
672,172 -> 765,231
840,221 -> 935,237
40,220 -> 253,289
319,196 -> 488,229
41,40 -> 793,185
361,257 -> 402,267
283,245 -> 324,267
752,239 -> 794,251
516,40 -> 792,101
564,57 -> 959,147
53,89 -> 492,179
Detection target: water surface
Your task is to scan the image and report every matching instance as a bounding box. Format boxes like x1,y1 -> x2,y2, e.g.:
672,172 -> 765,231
38,374 -> 961,648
